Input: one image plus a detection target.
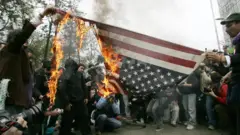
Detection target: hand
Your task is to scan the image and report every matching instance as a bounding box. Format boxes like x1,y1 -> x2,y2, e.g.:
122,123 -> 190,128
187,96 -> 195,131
176,88 -> 181,95
84,99 -> 88,104
39,95 -> 44,100
206,91 -> 215,96
45,108 -> 62,116
65,104 -> 72,111
86,81 -> 91,86
206,52 -> 226,64
183,83 -> 192,87
41,6 -> 57,17
3,117 -> 28,135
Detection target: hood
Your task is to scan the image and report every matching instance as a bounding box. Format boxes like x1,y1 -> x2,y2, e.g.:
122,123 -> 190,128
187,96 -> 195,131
63,58 -> 78,79
64,58 -> 78,71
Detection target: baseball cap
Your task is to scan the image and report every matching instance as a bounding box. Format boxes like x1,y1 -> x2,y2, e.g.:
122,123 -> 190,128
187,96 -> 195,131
221,13 -> 240,25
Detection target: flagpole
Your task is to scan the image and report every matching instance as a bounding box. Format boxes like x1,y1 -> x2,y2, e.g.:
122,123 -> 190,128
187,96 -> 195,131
209,0 -> 221,51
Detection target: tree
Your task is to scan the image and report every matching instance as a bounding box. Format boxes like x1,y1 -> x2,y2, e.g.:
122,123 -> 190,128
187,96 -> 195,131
0,0 -> 48,39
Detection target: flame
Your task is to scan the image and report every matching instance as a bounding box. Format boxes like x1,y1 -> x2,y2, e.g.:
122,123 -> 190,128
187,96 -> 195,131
98,77 -> 116,98
96,32 -> 121,97
47,13 -> 70,105
75,19 -> 92,52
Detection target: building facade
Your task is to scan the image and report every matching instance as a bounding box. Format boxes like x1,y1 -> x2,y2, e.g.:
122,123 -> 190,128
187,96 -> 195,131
217,0 -> 240,46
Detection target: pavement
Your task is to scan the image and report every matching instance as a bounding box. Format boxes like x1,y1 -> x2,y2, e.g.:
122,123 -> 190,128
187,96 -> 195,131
102,124 -> 228,135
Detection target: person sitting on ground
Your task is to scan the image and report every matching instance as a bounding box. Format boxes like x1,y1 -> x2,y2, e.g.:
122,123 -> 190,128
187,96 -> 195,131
91,93 -> 122,135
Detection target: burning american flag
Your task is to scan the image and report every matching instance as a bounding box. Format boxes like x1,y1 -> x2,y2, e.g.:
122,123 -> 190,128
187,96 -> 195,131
54,9 -> 204,98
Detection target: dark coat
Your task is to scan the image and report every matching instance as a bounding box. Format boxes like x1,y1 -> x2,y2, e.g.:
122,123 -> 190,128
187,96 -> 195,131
57,59 -> 88,108
227,43 -> 240,106
0,20 -> 36,107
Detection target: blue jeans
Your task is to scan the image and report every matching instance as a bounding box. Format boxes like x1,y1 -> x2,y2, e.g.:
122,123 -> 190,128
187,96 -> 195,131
206,96 -> 216,126
95,114 -> 122,132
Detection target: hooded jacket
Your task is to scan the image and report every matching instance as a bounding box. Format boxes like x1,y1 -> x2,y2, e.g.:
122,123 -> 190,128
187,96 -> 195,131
57,58 -> 87,108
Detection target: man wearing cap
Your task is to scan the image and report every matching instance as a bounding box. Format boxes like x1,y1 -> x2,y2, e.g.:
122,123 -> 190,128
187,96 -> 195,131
206,13 -> 240,135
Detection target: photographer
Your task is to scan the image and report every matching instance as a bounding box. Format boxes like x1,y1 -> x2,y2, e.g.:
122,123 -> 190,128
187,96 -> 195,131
92,94 -> 122,135
206,13 -> 240,135
205,71 -> 236,134
199,63 -> 217,130
2,117 -> 27,135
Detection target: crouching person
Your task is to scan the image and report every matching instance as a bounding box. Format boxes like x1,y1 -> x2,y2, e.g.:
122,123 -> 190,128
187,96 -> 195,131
92,94 -> 122,135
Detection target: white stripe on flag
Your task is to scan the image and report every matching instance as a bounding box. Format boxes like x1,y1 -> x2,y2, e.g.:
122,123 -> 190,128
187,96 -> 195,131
118,48 -> 203,74
99,30 -> 203,61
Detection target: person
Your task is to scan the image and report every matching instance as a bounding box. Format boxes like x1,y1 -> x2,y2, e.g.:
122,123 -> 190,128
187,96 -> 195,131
162,87 -> 179,127
223,45 -> 229,55
206,12 -> 240,135
146,95 -> 163,131
177,70 -> 200,130
57,58 -> 91,135
33,60 -> 52,101
0,7 -> 57,114
2,117 -> 27,135
92,94 -> 122,135
199,63 -> 216,130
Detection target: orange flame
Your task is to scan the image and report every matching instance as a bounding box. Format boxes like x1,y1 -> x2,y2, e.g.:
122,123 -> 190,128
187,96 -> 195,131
47,13 -> 70,105
96,32 -> 121,97
75,19 -> 92,52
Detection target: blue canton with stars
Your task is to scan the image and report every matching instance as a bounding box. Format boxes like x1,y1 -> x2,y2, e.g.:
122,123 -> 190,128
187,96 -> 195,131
119,57 -> 187,98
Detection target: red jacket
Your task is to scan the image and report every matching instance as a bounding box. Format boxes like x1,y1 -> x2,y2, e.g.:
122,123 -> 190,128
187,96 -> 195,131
216,83 -> 228,104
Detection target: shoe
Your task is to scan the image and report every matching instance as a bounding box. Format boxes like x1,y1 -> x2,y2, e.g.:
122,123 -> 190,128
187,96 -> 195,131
170,122 -> 177,127
156,126 -> 163,132
96,131 -> 101,135
186,124 -> 195,130
208,125 -> 215,130
183,121 -> 188,126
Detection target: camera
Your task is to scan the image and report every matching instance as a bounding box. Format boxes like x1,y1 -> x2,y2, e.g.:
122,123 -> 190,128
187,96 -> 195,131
203,87 -> 212,93
0,101 -> 44,126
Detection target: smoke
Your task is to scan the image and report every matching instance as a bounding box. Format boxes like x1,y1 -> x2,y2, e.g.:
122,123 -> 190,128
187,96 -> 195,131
93,0 -> 113,23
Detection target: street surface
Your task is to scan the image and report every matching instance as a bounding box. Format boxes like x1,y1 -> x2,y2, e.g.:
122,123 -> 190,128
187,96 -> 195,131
102,124 -> 227,135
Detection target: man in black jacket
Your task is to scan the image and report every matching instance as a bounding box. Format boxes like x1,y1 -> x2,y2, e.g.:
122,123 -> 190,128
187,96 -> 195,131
177,70 -> 200,130
58,58 -> 91,135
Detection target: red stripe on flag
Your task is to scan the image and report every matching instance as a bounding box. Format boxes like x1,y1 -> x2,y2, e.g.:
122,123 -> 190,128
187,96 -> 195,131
99,35 -> 196,68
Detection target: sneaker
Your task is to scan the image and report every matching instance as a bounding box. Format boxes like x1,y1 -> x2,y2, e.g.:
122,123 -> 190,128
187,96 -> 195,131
170,122 -> 177,127
184,121 -> 188,126
208,125 -> 215,130
186,124 -> 195,130
96,131 -> 101,135
156,126 -> 164,132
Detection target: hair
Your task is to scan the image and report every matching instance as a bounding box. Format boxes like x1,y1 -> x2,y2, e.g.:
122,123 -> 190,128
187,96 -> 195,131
210,71 -> 222,83
78,63 -> 85,69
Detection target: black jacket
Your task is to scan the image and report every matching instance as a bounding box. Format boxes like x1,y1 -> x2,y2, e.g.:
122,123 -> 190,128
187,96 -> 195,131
178,71 -> 200,95
33,68 -> 50,99
57,59 -> 87,108
230,44 -> 240,85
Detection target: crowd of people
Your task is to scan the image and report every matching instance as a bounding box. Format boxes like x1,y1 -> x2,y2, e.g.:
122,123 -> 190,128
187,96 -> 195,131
0,6 -> 240,135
